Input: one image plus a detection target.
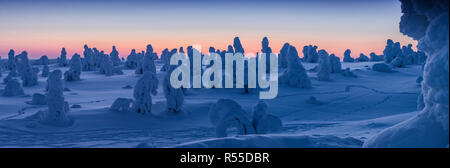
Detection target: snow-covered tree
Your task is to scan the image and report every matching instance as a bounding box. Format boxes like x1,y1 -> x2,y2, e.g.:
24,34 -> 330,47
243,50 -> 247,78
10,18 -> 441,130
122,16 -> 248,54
343,49 -> 355,62
2,79 -> 24,96
131,71 -> 158,114
41,65 -> 49,77
209,99 -> 255,137
17,51 -> 38,87
41,70 -> 72,126
99,55 -> 114,76
125,49 -> 138,69
390,42 -> 406,67
261,37 -> 272,73
383,39 -> 395,63
136,44 -> 157,74
402,44 -> 415,64
364,0 -> 449,148
303,45 -> 319,63
233,37 -> 245,54
6,49 -> 16,70
279,44 -> 312,88
58,48 -> 68,67
317,50 -> 331,81
163,65 -> 184,114
64,53 -> 82,81
36,55 -> 49,65
329,54 -> 342,73
82,45 -> 95,71
278,43 -> 289,68
369,52 -> 384,62
160,48 -> 177,72
355,53 -> 369,62
251,101 -> 282,134
110,46 -> 121,66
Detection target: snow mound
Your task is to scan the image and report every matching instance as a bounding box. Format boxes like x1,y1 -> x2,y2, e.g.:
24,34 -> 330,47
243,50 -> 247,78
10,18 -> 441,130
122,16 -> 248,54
209,99 -> 255,137
170,134 -> 363,148
372,63 -> 392,72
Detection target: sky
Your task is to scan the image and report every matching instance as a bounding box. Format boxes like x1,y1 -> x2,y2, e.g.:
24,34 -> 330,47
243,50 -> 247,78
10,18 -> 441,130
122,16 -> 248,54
0,0 -> 417,59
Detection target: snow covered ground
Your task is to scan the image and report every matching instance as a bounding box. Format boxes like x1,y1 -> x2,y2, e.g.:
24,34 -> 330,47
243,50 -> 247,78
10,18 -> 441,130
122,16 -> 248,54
0,61 -> 423,148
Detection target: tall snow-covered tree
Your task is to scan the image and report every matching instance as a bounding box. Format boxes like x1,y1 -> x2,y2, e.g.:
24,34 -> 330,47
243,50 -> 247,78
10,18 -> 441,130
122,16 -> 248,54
317,49 -> 331,81
131,71 -> 158,114
110,46 -> 121,66
163,65 -> 184,114
41,70 -> 72,126
279,44 -> 312,88
59,48 -> 68,67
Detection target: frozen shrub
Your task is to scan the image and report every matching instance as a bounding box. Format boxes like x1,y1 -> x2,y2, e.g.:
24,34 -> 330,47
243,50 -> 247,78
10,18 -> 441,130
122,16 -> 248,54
40,70 -> 72,126
2,79 -> 24,96
251,101 -> 282,134
110,98 -> 133,112
163,66 -> 184,114
356,53 -> 369,62
329,54 -> 342,73
279,44 -> 312,88
317,50 -> 331,81
209,99 -> 255,137
64,54 -> 82,81
131,71 -> 158,114
343,49 -> 354,62
372,63 -> 392,72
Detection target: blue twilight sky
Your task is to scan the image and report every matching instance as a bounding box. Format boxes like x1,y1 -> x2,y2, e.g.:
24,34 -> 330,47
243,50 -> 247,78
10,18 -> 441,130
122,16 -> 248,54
0,0 -> 416,58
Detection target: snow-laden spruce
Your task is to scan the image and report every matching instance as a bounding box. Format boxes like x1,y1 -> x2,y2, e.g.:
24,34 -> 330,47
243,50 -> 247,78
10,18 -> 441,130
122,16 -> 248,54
329,54 -> 342,73
163,65 -> 184,114
209,99 -> 255,137
99,54 -> 114,76
41,65 -> 49,77
252,101 -> 282,134
369,52 -> 384,62
136,44 -> 157,74
160,48 -> 177,72
131,71 -> 158,114
317,49 -> 331,81
82,45 -> 95,71
278,43 -> 289,68
390,42 -> 407,68
110,46 -> 121,66
59,48 -> 68,67
261,37 -> 272,73
17,51 -> 38,87
279,44 -> 312,88
6,49 -> 16,70
343,49 -> 355,62
36,55 -> 49,65
383,39 -> 395,63
2,79 -> 24,97
302,45 -> 319,63
64,53 -> 82,81
125,49 -> 138,69
40,70 -> 72,126
355,53 -> 369,62
364,0 -> 449,148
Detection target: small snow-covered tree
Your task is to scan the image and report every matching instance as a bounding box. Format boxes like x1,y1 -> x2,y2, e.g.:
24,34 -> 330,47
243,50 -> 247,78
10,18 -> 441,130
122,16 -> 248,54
136,44 -> 157,74
355,53 -> 369,62
59,48 -> 68,67
369,52 -> 384,62
17,51 -> 38,87
110,46 -> 121,66
278,43 -> 290,68
42,65 -> 49,77
209,99 -> 255,137
343,49 -> 355,62
251,101 -> 282,134
99,55 -> 114,76
390,42 -> 406,67
279,45 -> 312,88
329,54 -> 342,73
163,65 -> 184,114
64,53 -> 82,81
383,39 -> 395,63
131,71 -> 158,114
2,79 -> 24,96
82,45 -> 95,71
125,49 -> 138,69
110,98 -> 133,112
317,50 -> 331,81
41,70 -> 72,126
6,49 -> 16,70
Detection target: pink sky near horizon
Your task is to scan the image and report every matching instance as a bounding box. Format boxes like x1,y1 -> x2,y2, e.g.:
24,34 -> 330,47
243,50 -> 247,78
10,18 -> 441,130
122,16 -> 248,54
0,0 -> 417,59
